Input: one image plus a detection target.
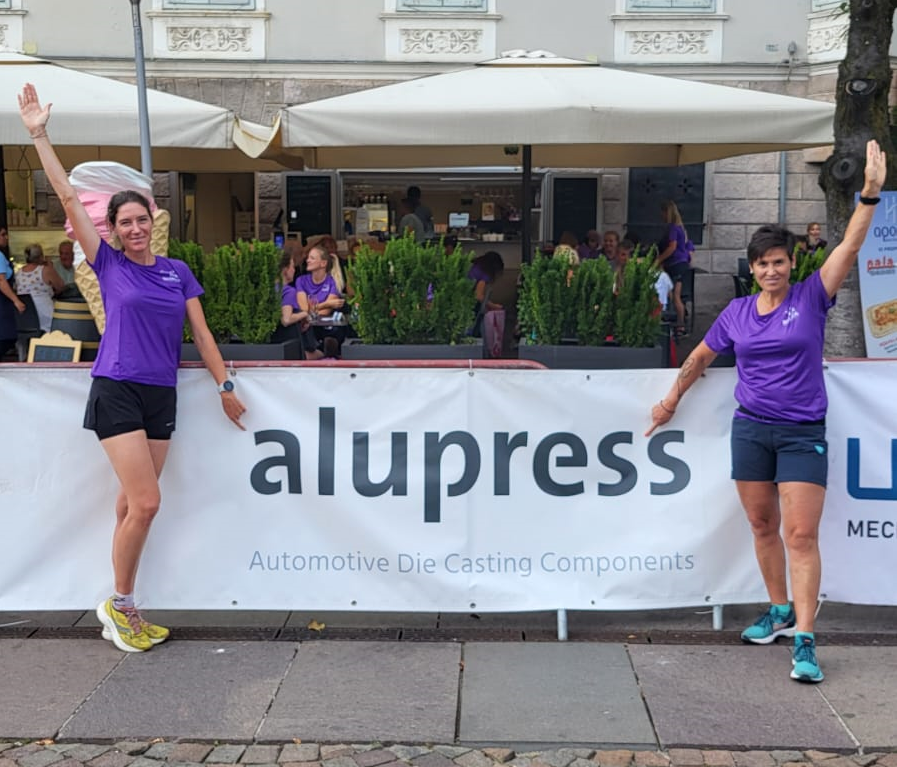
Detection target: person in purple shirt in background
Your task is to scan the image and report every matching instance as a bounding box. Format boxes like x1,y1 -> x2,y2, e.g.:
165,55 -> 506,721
577,229 -> 602,261
272,251 -> 319,358
297,243 -> 346,355
655,200 -> 692,336
646,139 -> 886,686
467,250 -> 504,336
19,83 -> 247,654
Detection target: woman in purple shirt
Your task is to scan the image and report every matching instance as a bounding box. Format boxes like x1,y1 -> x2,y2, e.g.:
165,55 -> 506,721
19,83 -> 247,654
296,244 -> 346,355
655,200 -> 692,336
646,140 -> 886,685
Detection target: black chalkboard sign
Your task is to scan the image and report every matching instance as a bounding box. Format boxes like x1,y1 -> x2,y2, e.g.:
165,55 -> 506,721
551,177 -> 598,244
285,175 -> 333,243
28,333 -> 82,363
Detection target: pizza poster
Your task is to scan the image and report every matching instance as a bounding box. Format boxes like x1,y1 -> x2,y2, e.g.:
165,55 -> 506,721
857,191 -> 897,358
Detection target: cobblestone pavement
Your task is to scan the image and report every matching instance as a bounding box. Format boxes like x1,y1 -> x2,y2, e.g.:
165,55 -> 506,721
1,742 -> 896,767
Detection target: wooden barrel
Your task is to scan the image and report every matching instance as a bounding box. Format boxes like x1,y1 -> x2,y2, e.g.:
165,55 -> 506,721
51,299 -> 100,361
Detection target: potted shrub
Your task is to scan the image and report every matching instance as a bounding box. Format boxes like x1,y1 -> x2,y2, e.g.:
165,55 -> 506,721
342,233 -> 480,359
173,238 -> 301,361
517,249 -> 666,369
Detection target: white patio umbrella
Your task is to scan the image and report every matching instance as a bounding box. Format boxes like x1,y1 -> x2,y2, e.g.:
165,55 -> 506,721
248,52 -> 835,170
239,51 -> 835,256
0,52 -> 282,172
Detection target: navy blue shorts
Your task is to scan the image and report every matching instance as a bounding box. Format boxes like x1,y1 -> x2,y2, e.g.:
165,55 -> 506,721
84,376 -> 177,441
730,415 -> 828,487
665,261 -> 691,284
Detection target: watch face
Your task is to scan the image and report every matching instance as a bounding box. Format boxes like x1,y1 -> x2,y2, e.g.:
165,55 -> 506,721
220,380 -> 235,393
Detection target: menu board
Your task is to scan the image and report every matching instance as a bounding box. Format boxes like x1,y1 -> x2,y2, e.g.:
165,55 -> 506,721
285,175 -> 333,242
551,177 -> 598,243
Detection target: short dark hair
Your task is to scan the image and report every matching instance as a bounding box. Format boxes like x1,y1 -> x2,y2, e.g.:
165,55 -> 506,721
407,185 -> 422,201
107,190 -> 152,226
747,225 -> 796,264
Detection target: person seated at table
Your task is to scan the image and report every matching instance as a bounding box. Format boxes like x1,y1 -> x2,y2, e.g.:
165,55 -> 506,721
612,238 -> 635,295
297,243 -> 347,354
552,231 -> 580,265
577,229 -> 602,261
313,234 -> 353,297
54,240 -> 77,288
600,230 -> 621,268
468,250 -> 504,337
795,222 -> 828,255
272,251 -> 320,358
16,243 -> 64,332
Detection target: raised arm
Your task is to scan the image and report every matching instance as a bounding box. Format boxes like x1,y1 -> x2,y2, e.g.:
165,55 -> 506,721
18,84 -> 101,262
645,340 -> 718,436
819,139 -> 887,298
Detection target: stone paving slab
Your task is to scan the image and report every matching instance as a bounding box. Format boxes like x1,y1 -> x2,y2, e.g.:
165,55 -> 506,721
59,641 -> 296,741
814,646 -> 897,750
458,642 -> 655,749
0,638 -> 122,738
259,641 -> 460,743
0,612 -> 86,629
629,644 -> 856,751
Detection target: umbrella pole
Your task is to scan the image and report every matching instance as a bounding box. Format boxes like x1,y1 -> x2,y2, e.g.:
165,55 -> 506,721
522,144 -> 533,264
129,0 -> 153,177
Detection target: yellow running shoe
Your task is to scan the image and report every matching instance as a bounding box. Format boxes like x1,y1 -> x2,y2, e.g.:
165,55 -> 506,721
138,617 -> 170,645
101,614 -> 169,645
96,598 -> 153,652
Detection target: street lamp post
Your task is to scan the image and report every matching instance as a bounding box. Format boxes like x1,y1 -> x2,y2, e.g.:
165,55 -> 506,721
129,0 -> 153,177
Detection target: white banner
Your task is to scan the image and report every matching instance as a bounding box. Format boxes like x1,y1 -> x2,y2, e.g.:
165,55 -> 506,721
0,362 -> 893,611
858,191 -> 897,357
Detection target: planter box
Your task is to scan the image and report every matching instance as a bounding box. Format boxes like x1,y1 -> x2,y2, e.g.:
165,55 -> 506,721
341,342 -> 484,361
517,343 -> 666,370
181,339 -> 303,362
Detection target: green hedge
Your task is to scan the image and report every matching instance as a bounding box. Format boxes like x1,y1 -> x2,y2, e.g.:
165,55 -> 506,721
518,248 -> 661,348
169,238 -> 281,344
348,233 -> 476,345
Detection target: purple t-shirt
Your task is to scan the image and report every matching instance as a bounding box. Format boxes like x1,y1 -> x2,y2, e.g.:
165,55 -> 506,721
704,271 -> 834,423
468,263 -> 492,284
281,283 -> 299,312
90,239 -> 203,387
296,273 -> 340,306
663,223 -> 691,267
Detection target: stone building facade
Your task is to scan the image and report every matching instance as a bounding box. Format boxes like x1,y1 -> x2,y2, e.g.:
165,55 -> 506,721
0,0 -> 878,313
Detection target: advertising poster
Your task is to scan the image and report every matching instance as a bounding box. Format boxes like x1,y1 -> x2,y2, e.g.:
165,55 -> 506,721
858,191 -> 897,357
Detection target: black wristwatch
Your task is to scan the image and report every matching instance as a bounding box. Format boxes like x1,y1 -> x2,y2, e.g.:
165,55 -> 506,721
217,379 -> 235,394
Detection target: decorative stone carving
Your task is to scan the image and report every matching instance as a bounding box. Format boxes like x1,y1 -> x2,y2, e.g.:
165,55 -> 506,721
629,29 -> 710,55
807,23 -> 847,56
168,25 -> 251,52
401,27 -> 481,54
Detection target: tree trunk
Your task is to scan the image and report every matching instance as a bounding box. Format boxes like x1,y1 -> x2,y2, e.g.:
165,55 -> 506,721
819,0 -> 897,357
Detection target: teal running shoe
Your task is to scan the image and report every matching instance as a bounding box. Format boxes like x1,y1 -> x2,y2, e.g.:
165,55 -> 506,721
740,605 -> 796,644
791,632 -> 824,683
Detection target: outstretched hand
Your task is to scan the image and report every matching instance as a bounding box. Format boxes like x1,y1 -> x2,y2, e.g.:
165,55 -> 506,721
221,392 -> 247,431
864,139 -> 887,196
18,83 -> 51,136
